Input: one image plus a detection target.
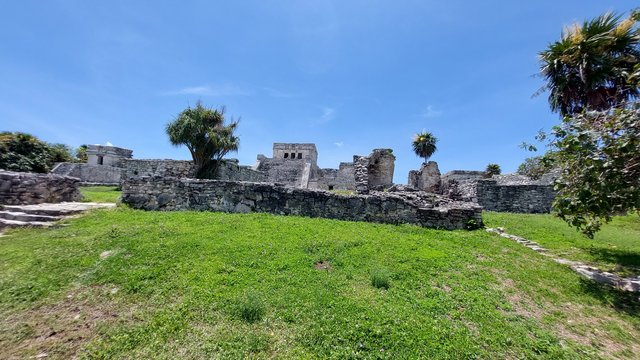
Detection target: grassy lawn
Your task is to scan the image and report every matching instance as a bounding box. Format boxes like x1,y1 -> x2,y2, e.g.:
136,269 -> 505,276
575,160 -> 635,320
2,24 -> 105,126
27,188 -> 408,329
484,212 -> 640,277
1,207 -> 639,359
80,186 -> 121,203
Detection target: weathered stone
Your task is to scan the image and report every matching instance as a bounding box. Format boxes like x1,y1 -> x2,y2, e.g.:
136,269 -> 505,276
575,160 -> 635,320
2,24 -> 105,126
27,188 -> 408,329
476,180 -> 555,213
122,176 -> 482,230
0,171 -> 82,205
367,149 -> 395,189
408,161 -> 441,193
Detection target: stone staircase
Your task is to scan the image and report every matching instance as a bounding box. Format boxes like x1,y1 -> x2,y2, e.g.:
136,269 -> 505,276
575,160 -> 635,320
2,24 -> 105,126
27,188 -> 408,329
0,202 -> 116,230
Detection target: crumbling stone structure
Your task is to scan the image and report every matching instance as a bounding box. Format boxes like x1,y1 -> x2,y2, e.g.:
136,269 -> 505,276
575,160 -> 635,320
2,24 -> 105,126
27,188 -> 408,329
476,179 -> 556,213
51,144 -> 133,185
408,161 -> 441,193
309,162 -> 356,191
252,144 -> 393,192
122,176 -> 482,230
0,170 -> 82,205
366,149 -> 395,189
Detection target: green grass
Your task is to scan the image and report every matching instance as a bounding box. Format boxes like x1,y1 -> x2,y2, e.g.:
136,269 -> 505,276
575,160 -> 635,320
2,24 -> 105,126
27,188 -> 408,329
484,212 -> 640,277
80,186 -> 121,203
0,207 -> 639,359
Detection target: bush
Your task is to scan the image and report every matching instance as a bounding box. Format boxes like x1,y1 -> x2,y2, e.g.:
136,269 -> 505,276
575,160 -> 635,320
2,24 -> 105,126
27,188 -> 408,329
370,267 -> 391,289
237,292 -> 266,323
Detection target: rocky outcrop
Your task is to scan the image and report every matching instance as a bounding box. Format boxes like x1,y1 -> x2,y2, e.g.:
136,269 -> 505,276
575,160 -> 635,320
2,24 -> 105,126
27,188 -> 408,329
0,171 -> 82,205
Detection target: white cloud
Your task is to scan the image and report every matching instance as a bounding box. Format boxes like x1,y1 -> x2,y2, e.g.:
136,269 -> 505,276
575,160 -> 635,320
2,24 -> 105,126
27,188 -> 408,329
334,142 -> 344,147
163,84 -> 250,97
321,107 -> 335,121
307,106 -> 335,126
421,105 -> 443,118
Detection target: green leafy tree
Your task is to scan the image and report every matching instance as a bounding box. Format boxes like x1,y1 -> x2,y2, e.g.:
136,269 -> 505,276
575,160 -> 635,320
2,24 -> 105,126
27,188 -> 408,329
48,143 -> 75,164
549,107 -> 639,238
535,9 -> 640,237
538,11 -> 640,115
517,156 -> 555,179
485,163 -> 501,177
0,132 -> 56,173
75,144 -> 88,163
412,131 -> 437,164
166,102 -> 240,179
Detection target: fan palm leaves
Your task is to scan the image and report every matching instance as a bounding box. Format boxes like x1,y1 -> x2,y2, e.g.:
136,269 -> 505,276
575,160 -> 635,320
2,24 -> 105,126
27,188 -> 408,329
539,11 -> 640,115
412,131 -> 437,164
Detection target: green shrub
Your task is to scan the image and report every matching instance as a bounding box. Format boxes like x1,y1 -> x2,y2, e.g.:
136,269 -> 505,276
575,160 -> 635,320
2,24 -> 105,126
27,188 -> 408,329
237,292 -> 266,323
370,267 -> 391,289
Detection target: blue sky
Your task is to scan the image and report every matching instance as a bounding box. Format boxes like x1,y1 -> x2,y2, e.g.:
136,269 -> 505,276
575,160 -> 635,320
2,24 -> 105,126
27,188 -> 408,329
0,1 -> 634,183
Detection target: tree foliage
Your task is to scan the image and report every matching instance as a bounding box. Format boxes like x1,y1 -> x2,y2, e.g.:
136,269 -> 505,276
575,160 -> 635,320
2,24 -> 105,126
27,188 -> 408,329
166,102 -> 240,179
536,9 -> 640,237
484,163 -> 501,177
549,107 -> 639,238
75,145 -> 88,163
517,156 -> 556,179
0,132 -> 70,173
538,11 -> 640,115
412,131 -> 437,164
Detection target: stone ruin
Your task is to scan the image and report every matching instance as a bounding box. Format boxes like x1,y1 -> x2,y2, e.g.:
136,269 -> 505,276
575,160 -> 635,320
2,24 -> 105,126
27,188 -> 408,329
120,143 -> 483,230
0,170 -> 82,205
120,144 -> 397,193
407,164 -> 558,214
51,144 -> 133,185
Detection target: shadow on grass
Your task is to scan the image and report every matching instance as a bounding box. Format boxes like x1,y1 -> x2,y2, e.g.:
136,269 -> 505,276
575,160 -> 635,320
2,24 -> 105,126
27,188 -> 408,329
579,278 -> 640,317
586,247 -> 640,276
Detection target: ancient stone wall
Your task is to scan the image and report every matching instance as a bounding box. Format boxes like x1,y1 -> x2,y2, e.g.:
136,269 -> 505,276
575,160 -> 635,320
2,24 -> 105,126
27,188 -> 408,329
354,156 -> 370,194
121,159 -> 264,183
121,159 -> 195,179
367,149 -> 395,189
312,162 -> 356,190
121,176 -> 482,230
215,159 -> 267,182
51,163 -> 123,184
476,179 -> 556,213
0,170 -> 82,205
255,158 -> 309,187
440,170 -> 487,202
408,161 -> 441,193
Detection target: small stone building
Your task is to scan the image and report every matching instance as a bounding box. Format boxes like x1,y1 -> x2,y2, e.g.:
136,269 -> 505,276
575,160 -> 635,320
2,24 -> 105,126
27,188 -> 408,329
51,144 -> 133,185
86,145 -> 133,166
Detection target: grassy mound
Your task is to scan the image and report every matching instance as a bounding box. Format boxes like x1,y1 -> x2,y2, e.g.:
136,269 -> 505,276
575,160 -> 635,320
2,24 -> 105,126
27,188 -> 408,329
0,207 -> 638,359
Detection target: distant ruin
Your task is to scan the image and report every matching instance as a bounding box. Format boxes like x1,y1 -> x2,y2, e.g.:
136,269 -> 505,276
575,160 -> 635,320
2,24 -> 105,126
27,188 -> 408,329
120,143 -> 482,230
51,144 -> 133,185
120,143 -> 397,193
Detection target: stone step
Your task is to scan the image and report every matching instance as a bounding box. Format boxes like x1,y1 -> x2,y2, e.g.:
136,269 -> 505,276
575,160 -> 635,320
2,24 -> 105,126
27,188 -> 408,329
0,218 -> 53,229
0,202 -> 115,216
0,210 -> 61,222
0,205 -> 80,216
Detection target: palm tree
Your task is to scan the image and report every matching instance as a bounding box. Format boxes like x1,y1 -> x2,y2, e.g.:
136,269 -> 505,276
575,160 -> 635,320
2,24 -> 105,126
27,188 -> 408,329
538,11 -> 640,115
412,131 -> 437,164
166,101 -> 240,179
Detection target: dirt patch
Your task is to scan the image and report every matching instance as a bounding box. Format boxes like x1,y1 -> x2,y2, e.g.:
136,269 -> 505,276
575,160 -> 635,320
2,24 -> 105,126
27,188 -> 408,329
314,261 -> 332,271
0,285 -> 131,360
